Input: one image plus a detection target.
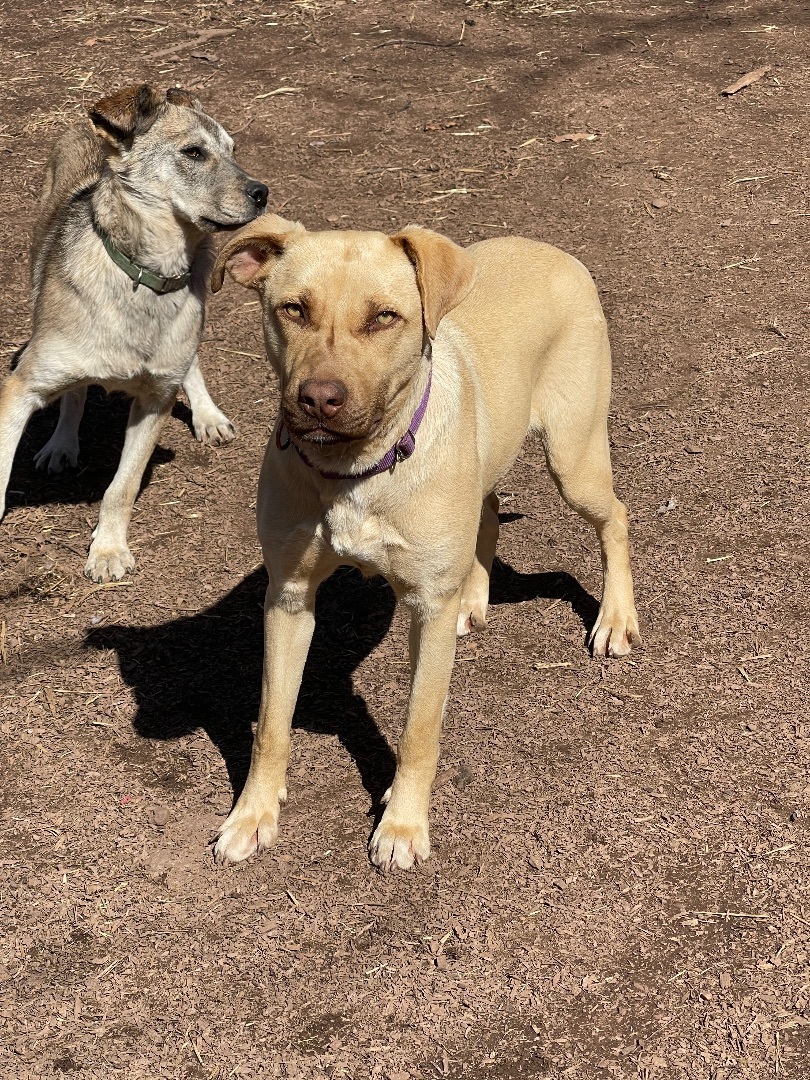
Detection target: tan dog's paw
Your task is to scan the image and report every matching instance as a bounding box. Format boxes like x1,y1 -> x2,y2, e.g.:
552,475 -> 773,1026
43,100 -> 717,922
84,544 -> 135,583
456,608 -> 487,636
590,607 -> 642,658
369,812 -> 431,871
457,575 -> 490,636
192,405 -> 236,447
213,790 -> 285,866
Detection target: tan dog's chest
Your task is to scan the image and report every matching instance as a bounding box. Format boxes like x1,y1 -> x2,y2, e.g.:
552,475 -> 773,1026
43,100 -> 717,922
320,496 -> 405,576
316,495 -> 463,611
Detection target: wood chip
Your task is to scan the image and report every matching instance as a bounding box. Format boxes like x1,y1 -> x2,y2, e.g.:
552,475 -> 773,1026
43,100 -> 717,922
44,686 -> 58,718
720,65 -> 771,96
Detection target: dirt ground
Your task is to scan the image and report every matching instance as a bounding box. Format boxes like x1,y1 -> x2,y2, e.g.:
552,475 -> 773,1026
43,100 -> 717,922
1,0 -> 809,1077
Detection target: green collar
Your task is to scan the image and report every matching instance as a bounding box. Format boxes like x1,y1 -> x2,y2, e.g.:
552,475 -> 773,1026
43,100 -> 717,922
97,227 -> 191,294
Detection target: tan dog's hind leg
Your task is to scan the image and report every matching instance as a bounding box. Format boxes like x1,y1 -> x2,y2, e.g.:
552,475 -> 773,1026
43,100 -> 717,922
543,424 -> 640,658
370,589 -> 461,871
457,492 -> 500,636
214,586 -> 318,865
85,393 -> 174,582
33,386 -> 87,473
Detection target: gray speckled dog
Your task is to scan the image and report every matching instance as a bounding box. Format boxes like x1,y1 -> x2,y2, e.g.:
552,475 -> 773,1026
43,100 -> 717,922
0,84 -> 268,582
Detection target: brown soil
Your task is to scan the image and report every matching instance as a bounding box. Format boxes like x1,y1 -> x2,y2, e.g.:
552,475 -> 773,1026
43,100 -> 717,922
1,1 -> 809,1077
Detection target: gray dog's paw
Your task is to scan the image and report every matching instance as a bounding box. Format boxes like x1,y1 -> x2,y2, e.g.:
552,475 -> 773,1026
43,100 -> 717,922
191,405 -> 236,447
33,436 -> 79,473
84,544 -> 135,584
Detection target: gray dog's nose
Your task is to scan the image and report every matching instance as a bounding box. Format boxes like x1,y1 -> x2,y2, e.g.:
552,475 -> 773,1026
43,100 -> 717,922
247,181 -> 269,209
299,379 -> 347,421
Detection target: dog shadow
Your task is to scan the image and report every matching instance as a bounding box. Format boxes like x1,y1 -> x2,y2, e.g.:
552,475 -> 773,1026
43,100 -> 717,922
489,556 -> 600,644
86,566 -> 399,803
86,557 -> 599,806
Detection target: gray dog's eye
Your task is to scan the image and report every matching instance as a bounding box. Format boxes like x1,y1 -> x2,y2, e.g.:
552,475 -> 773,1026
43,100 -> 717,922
181,146 -> 206,162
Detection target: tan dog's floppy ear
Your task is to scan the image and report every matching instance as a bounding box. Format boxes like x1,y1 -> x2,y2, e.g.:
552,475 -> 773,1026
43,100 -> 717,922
166,86 -> 203,111
390,225 -> 476,339
211,215 -> 305,293
89,84 -> 164,147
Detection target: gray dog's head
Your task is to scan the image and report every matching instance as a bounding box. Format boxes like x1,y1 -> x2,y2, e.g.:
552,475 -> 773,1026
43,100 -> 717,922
88,84 -> 268,233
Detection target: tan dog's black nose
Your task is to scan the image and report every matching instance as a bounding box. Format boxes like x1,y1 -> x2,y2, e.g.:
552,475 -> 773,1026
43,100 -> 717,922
298,379 -> 347,420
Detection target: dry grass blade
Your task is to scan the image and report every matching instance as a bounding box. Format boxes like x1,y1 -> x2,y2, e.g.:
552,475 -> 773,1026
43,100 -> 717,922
373,36 -> 463,50
255,87 -> 303,99
552,132 -> 597,143
149,28 -> 237,61
66,580 -> 134,611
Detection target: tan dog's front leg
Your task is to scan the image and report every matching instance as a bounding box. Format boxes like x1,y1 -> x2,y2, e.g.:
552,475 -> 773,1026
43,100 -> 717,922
370,589 -> 461,871
213,586 -> 317,865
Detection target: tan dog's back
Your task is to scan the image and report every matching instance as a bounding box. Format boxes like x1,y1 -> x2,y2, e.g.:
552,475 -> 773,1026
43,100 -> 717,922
443,236 -> 612,493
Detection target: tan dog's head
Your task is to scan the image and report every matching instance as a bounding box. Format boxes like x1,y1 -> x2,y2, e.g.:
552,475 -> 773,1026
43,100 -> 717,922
212,218 -> 475,456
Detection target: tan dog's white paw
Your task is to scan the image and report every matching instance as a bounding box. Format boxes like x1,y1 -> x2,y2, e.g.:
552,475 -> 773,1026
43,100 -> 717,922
192,406 -> 236,447
84,544 -> 135,583
213,788 -> 286,866
590,608 -> 641,658
456,608 -> 487,636
369,812 -> 431,871
457,578 -> 489,637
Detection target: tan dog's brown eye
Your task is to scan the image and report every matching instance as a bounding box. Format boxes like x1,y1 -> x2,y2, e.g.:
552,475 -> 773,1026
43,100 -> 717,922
281,302 -> 305,320
375,310 -> 398,326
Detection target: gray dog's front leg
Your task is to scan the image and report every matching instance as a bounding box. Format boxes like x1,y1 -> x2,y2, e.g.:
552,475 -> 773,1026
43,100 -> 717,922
85,393 -> 174,583
182,355 -> 235,446
33,385 -> 88,473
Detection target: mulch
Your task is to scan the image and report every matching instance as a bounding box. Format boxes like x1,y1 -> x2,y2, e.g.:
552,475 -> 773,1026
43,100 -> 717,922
1,1 -> 808,1077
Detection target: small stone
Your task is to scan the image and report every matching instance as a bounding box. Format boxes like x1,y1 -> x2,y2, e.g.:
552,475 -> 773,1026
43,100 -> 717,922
453,764 -> 475,791
142,849 -> 174,878
152,805 -> 172,827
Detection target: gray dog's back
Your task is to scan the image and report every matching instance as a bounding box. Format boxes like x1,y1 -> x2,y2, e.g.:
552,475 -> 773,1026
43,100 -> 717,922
31,123 -> 102,292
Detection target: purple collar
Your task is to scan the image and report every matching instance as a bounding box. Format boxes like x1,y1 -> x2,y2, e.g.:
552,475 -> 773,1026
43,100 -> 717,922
276,362 -> 433,481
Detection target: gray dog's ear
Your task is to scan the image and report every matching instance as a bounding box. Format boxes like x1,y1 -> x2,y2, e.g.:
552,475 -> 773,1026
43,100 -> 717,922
89,84 -> 164,147
390,225 -> 476,339
166,86 -> 203,111
211,215 -> 305,293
